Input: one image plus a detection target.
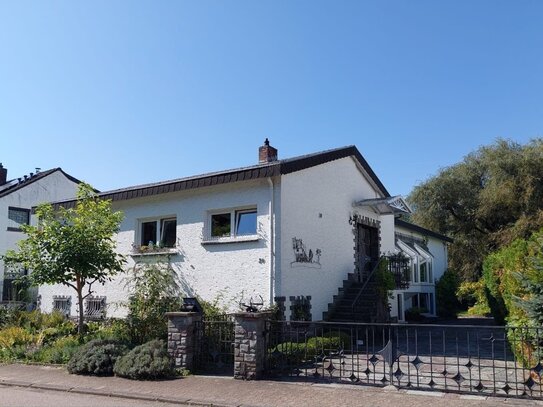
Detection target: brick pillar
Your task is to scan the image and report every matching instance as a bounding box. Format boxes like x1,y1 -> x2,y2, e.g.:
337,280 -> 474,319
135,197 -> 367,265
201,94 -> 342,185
165,311 -> 202,371
233,312 -> 271,380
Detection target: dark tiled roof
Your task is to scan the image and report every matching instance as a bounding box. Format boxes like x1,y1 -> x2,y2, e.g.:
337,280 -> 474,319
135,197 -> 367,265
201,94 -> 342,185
54,145 -> 391,208
394,218 -> 453,243
0,168 -> 83,199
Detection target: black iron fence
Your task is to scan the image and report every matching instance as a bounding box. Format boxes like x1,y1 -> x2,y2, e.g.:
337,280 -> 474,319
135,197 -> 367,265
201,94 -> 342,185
265,320 -> 543,399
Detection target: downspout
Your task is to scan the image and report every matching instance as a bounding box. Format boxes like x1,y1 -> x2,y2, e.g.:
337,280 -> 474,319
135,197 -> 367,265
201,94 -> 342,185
268,177 -> 275,306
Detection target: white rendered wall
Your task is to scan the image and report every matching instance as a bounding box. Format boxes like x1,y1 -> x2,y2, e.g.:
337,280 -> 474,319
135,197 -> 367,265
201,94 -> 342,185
278,156 -> 393,321
39,179 -> 278,318
0,171 -> 80,297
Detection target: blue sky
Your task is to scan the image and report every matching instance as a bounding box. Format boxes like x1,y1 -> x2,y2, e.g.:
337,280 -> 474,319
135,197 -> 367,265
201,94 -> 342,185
1,1 -> 542,196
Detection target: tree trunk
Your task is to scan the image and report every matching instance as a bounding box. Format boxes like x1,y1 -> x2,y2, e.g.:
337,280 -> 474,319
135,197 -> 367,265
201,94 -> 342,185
76,279 -> 85,336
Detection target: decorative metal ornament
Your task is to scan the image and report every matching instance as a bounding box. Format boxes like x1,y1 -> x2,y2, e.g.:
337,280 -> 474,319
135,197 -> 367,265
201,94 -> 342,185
239,295 -> 264,312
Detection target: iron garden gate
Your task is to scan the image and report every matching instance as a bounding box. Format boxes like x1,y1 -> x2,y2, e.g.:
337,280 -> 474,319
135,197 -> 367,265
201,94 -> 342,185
194,314 -> 235,375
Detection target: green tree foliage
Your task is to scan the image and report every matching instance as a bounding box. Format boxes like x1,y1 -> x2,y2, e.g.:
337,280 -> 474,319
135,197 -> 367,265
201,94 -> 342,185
2,183 -> 125,335
482,231 -> 543,326
409,139 -> 543,281
435,269 -> 461,318
481,231 -> 543,365
124,261 -> 182,345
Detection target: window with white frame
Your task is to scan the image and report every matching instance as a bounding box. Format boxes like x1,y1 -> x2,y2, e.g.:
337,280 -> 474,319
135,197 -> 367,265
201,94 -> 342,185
7,207 -> 30,231
139,217 -> 177,247
396,240 -> 418,283
208,207 -> 257,239
396,238 -> 434,284
414,243 -> 433,284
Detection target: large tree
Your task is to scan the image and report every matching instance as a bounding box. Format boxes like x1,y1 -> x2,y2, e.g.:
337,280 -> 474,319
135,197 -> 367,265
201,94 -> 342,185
408,138 -> 543,281
2,183 -> 125,335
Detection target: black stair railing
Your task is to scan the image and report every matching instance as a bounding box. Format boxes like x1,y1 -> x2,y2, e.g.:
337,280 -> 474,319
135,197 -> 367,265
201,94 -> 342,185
351,257 -> 385,318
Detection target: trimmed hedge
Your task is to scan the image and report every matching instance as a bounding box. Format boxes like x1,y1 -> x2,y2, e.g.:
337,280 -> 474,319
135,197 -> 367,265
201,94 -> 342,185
113,339 -> 173,380
271,332 -> 351,364
68,339 -> 128,376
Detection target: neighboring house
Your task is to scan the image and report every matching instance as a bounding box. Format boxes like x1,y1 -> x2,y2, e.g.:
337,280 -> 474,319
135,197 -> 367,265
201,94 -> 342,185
38,141 -> 451,322
0,164 -> 82,304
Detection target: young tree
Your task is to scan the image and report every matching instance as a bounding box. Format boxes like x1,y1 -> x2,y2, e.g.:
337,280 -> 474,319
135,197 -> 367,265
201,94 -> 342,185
2,183 -> 125,335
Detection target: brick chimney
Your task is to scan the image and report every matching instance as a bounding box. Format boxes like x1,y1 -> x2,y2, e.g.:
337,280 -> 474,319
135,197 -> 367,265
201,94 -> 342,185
0,163 -> 7,186
258,138 -> 278,164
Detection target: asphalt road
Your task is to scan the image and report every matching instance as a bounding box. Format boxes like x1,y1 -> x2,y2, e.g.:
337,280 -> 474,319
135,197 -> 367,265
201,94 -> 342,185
0,386 -> 182,407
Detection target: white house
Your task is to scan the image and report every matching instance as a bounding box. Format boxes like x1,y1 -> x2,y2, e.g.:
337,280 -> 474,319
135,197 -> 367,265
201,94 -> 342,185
38,141 -> 451,322
0,164 -> 82,304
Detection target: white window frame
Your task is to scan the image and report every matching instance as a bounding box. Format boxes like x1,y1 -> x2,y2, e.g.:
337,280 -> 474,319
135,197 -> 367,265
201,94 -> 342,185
414,243 -> 433,284
396,240 -> 419,283
204,206 -> 258,244
137,216 -> 177,248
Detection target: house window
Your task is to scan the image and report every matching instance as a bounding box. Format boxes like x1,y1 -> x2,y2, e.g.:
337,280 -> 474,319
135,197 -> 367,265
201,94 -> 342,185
211,213 -> 231,237
420,262 -> 427,283
139,217 -> 177,247
2,268 -> 27,302
235,209 -> 257,236
208,207 -> 257,239
84,296 -> 107,320
413,262 -> 419,283
7,207 -> 30,231
53,296 -> 72,317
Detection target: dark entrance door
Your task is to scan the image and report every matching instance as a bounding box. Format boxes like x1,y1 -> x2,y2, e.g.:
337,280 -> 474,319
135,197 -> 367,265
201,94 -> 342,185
356,224 -> 379,281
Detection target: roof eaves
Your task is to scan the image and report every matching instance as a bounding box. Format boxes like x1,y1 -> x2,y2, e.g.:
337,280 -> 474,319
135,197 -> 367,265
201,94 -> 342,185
51,144 -> 390,207
394,218 -> 453,243
279,145 -> 390,197
0,168 -> 59,198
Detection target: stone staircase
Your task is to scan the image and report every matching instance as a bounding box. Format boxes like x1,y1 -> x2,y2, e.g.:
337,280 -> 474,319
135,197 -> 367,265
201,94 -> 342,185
323,269 -> 382,322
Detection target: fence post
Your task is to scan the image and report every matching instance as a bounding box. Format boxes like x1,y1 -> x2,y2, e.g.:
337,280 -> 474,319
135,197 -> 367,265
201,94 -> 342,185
165,311 -> 202,371
233,311 -> 271,380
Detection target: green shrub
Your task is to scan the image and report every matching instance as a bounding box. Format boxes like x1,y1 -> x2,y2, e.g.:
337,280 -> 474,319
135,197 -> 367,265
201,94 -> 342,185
68,339 -> 128,376
0,326 -> 36,362
271,332 -> 350,364
456,279 -> 491,316
86,319 -> 131,343
15,310 -> 71,333
0,326 -> 34,348
113,339 -> 173,380
405,307 -> 428,322
0,307 -> 19,329
482,234 -> 534,326
33,336 -> 81,364
435,269 -> 461,318
375,258 -> 395,301
125,263 -> 182,345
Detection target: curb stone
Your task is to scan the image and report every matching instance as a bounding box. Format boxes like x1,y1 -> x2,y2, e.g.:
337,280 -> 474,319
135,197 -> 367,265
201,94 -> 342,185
0,381 -> 212,406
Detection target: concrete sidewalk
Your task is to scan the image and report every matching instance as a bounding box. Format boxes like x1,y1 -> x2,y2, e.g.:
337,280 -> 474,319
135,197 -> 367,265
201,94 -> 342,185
0,364 -> 541,407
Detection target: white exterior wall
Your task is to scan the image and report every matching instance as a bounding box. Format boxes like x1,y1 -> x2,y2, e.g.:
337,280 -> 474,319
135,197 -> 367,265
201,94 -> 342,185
279,157 -> 392,321
0,171 -> 80,298
39,179 -> 278,317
